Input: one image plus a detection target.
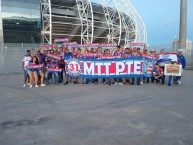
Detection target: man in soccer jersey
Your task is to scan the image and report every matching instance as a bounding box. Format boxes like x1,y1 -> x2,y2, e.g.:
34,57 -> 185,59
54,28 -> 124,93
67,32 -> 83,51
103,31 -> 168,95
63,48 -> 73,85
112,46 -> 123,85
45,58 -> 59,85
131,47 -> 140,85
152,63 -> 164,84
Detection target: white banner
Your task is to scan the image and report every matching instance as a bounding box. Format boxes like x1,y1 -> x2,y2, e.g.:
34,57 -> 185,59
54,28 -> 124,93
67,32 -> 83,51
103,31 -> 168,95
164,64 -> 182,76
157,53 -> 177,66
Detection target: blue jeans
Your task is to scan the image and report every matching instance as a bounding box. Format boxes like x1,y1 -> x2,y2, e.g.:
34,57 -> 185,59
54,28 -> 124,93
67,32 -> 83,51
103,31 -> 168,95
86,78 -> 96,84
168,76 -> 181,85
45,72 -> 59,84
24,70 -> 28,78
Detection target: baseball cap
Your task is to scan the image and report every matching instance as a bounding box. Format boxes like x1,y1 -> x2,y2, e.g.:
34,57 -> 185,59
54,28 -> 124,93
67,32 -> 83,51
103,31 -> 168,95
178,49 -> 182,52
150,49 -> 156,52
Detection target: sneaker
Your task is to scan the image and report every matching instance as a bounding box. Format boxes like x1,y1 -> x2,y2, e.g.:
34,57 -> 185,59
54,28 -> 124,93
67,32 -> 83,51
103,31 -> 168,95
168,83 -> 171,86
35,85 -> 39,88
23,84 -> 27,87
178,81 -> 181,84
174,81 -> 178,85
140,81 -> 143,85
114,82 -> 118,85
27,83 -> 31,86
119,82 -> 123,85
40,84 -> 46,87
63,81 -> 68,85
30,85 -> 33,88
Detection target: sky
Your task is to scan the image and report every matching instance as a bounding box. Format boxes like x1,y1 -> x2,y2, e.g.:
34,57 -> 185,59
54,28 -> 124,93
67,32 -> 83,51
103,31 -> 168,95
94,0 -> 193,46
129,0 -> 193,45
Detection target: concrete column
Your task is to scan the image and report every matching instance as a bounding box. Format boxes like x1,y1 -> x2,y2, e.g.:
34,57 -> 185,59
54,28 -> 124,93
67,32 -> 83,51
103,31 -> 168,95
179,0 -> 187,50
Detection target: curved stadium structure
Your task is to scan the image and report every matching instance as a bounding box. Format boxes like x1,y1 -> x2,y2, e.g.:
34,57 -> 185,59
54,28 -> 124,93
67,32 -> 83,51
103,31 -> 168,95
41,0 -> 147,46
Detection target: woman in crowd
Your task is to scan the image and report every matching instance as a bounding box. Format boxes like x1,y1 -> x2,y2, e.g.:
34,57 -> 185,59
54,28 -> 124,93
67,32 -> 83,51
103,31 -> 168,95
27,56 -> 45,88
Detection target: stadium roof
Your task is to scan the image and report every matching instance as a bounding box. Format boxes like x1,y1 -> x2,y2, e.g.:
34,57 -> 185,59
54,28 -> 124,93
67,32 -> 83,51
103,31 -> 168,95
41,0 -> 147,46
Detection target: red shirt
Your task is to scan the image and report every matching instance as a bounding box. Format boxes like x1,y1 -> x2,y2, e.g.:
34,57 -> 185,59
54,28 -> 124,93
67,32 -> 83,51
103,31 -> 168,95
153,67 -> 163,76
137,52 -> 143,56
132,52 -> 140,56
47,62 -> 59,69
113,51 -> 123,58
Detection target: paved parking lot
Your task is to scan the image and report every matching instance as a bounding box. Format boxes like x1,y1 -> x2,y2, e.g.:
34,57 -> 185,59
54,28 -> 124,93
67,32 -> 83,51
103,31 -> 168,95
0,71 -> 193,145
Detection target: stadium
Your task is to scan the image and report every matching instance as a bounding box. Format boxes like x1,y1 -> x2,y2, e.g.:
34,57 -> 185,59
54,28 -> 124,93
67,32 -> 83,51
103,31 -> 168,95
0,0 -> 147,72
0,0 -> 147,46
42,0 -> 147,46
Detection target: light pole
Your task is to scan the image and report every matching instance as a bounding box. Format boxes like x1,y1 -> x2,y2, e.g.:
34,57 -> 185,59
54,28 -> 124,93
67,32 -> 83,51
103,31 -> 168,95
179,0 -> 187,51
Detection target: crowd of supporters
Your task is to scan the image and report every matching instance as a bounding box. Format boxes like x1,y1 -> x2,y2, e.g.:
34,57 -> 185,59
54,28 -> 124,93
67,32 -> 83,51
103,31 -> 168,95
22,45 -> 186,88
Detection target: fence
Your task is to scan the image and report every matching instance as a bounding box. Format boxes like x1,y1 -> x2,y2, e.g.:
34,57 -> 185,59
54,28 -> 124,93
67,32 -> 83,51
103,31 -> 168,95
0,43 -> 192,74
0,43 -> 40,74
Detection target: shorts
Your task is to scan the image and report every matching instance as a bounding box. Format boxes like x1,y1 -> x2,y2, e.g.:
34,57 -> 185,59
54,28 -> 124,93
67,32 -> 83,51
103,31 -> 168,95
37,70 -> 40,76
27,69 -> 38,74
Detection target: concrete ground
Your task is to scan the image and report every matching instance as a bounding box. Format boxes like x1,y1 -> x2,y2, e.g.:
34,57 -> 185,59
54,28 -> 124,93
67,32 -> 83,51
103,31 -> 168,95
0,71 -> 193,145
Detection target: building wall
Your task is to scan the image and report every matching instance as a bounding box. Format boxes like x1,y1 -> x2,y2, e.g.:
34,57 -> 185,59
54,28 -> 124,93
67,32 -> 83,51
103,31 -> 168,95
1,0 -> 41,43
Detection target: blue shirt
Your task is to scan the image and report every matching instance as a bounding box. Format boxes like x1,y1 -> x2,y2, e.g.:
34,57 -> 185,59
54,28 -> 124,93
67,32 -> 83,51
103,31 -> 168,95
64,52 -> 73,61
177,54 -> 186,69
40,53 -> 45,60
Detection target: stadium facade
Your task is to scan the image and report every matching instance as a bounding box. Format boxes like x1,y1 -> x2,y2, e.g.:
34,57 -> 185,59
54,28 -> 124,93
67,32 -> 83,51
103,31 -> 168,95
0,0 -> 147,47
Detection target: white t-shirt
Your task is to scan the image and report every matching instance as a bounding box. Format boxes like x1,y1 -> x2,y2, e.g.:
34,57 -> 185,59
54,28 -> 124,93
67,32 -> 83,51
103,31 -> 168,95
22,55 -> 31,70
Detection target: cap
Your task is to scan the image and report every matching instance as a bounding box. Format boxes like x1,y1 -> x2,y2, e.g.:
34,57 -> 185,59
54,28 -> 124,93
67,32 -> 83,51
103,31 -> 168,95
150,49 -> 156,52
178,49 -> 182,52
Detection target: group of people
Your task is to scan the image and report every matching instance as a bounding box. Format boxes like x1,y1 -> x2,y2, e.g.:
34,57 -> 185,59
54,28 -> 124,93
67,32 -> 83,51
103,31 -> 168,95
22,45 -> 186,88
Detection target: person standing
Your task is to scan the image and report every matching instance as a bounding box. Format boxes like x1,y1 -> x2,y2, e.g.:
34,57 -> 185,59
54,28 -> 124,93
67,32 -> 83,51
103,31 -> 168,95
157,49 -> 166,84
22,50 -> 31,87
63,48 -> 73,85
58,47 -> 65,83
131,47 -> 140,85
112,46 -> 124,85
177,49 -> 186,84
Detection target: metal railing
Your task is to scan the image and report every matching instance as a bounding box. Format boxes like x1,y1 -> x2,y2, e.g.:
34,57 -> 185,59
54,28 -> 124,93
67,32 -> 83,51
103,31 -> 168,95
0,43 -> 192,74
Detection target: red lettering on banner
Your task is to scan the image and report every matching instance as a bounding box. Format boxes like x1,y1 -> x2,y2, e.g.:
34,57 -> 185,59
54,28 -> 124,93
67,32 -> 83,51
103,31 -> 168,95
109,62 -> 116,75
101,65 -> 106,75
